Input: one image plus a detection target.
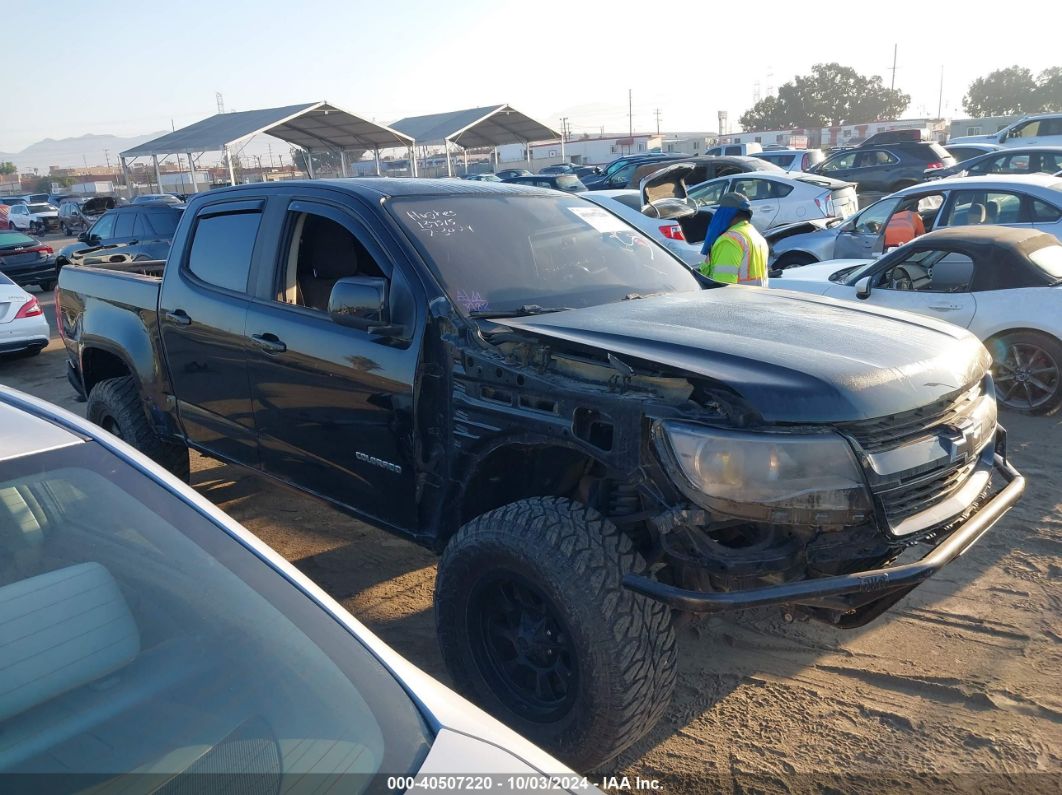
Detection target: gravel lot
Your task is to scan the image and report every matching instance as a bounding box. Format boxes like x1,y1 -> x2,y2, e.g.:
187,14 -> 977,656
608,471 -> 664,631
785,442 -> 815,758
2,267 -> 1059,793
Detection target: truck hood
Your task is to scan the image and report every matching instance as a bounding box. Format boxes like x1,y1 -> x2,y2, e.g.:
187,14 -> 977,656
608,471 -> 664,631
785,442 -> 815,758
500,288 -> 989,424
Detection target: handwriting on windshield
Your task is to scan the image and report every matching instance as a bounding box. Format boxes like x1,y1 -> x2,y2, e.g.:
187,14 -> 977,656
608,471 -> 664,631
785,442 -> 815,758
454,289 -> 488,312
406,209 -> 473,237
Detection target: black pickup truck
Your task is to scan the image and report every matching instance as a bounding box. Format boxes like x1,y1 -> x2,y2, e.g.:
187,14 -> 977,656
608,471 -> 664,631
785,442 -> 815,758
57,179 -> 1025,770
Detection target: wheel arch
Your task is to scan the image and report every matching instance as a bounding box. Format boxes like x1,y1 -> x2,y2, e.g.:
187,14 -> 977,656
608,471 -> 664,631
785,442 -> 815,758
441,436 -> 620,550
981,326 -> 1062,357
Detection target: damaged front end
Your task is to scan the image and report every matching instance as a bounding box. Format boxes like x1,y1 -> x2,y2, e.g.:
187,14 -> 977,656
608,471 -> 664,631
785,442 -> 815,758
464,311 -> 1024,631
625,390 -> 1024,628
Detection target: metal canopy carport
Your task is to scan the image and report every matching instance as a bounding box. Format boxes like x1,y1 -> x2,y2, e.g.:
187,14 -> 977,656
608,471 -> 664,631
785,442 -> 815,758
391,104 -> 561,176
119,101 -> 416,192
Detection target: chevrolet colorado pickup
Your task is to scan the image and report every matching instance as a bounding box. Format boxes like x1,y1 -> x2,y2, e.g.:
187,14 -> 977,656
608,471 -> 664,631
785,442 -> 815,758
57,179 -> 1025,771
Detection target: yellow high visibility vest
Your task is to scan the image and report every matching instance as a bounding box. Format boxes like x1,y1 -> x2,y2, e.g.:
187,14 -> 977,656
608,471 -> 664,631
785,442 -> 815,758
699,220 -> 769,286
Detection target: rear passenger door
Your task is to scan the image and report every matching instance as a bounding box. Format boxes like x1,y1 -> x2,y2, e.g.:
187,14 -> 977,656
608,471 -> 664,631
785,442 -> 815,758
731,177 -> 783,230
243,197 -> 422,530
158,198 -> 264,466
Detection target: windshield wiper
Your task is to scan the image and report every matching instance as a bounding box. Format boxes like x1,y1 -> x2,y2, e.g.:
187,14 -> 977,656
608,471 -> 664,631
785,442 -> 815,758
469,304 -> 573,318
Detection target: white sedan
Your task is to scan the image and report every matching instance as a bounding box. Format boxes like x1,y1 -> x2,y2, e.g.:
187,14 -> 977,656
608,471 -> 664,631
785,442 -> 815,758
770,226 -> 1062,415
579,189 -> 704,266
0,272 -> 49,356
6,202 -> 59,234
687,171 -> 858,231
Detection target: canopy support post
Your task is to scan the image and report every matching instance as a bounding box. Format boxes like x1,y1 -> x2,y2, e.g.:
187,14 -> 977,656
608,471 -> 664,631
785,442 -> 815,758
463,146 -> 468,174
340,149 -> 349,178
410,144 -> 418,177
119,156 -> 131,197
306,150 -> 316,179
374,147 -> 381,176
187,152 -> 199,192
226,146 -> 236,186
445,141 -> 453,177
152,154 -> 163,194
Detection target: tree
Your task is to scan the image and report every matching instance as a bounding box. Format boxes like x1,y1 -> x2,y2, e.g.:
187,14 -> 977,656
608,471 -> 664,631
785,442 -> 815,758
963,66 -> 1038,116
0,161 -> 16,176
739,63 -> 910,131
290,148 -> 341,175
1037,67 -> 1062,112
738,96 -> 789,132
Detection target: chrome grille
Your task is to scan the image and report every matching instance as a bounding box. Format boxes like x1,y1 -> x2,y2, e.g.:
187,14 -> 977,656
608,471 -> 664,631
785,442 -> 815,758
842,383 -> 983,454
878,459 -> 979,521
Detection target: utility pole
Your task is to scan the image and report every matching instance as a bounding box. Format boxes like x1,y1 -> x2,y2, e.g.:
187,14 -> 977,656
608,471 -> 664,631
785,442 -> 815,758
937,65 -> 944,119
628,89 -> 633,138
654,108 -> 662,135
890,44 -> 898,90
104,149 -> 111,168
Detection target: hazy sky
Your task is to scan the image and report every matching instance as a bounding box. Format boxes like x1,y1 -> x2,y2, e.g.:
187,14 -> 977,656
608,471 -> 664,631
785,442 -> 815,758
3,0 -> 1060,153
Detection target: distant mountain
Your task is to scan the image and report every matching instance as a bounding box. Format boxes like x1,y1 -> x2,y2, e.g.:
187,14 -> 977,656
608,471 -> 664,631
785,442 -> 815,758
0,132 -> 169,172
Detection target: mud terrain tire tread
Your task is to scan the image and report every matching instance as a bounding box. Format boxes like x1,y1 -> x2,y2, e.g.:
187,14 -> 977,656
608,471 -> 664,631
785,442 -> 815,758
87,376 -> 190,481
435,496 -> 677,771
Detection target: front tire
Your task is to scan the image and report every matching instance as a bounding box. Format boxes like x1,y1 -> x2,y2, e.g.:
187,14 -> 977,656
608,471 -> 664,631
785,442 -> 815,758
989,331 -> 1062,416
86,376 -> 190,480
435,497 -> 677,771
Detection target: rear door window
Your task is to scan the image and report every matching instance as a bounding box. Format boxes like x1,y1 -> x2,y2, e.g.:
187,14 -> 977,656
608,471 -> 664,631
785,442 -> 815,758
186,210 -> 262,293
143,210 -> 180,236
113,213 -> 136,238
944,191 -> 1025,225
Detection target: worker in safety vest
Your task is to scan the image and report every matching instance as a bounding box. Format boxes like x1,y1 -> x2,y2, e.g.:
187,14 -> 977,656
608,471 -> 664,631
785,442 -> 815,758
698,192 -> 769,286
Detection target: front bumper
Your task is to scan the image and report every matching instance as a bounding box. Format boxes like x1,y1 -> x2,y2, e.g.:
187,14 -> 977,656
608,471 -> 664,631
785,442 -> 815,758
623,449 -> 1024,626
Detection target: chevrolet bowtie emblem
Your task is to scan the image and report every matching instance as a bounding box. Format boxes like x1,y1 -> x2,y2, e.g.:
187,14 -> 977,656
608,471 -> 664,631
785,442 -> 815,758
943,419 -> 977,464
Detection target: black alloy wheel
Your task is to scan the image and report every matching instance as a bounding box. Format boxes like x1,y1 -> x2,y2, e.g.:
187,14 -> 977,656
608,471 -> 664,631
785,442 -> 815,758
467,571 -> 579,723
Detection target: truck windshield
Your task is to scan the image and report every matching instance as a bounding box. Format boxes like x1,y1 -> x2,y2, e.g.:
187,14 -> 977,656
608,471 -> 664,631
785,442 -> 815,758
390,194 -> 701,315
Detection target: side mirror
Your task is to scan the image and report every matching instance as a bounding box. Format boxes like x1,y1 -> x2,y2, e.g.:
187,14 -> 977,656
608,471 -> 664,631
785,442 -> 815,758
77,232 -> 88,242
854,275 -> 872,300
997,132 -> 1007,143
328,276 -> 399,334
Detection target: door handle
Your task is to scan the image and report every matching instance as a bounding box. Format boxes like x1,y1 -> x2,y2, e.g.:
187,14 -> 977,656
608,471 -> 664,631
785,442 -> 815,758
928,304 -> 960,311
128,239 -> 139,245
251,333 -> 286,354
164,309 -> 191,326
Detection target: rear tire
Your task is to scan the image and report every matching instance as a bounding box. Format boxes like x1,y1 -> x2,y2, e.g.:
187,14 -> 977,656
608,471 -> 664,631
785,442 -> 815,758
988,331 -> 1062,416
435,497 -> 677,771
61,224 -> 71,235
774,252 -> 818,269
38,280 -> 56,292
86,376 -> 190,480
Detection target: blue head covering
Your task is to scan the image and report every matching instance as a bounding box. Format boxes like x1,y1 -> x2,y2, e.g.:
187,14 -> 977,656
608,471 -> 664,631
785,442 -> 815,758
700,206 -> 739,256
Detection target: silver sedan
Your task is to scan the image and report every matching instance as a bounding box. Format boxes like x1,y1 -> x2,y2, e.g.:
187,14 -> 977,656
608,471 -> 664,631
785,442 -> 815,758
687,171 -> 858,232
768,173 -> 1062,269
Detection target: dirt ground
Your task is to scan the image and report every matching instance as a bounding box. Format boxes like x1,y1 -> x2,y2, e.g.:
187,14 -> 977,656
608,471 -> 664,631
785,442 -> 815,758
2,283 -> 1059,794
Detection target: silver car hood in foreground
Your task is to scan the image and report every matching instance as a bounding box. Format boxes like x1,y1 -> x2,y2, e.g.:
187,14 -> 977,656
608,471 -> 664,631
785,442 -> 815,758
0,387 -> 596,794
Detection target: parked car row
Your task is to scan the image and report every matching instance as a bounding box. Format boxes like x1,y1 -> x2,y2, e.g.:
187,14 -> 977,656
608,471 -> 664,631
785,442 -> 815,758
768,173 -> 1062,268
